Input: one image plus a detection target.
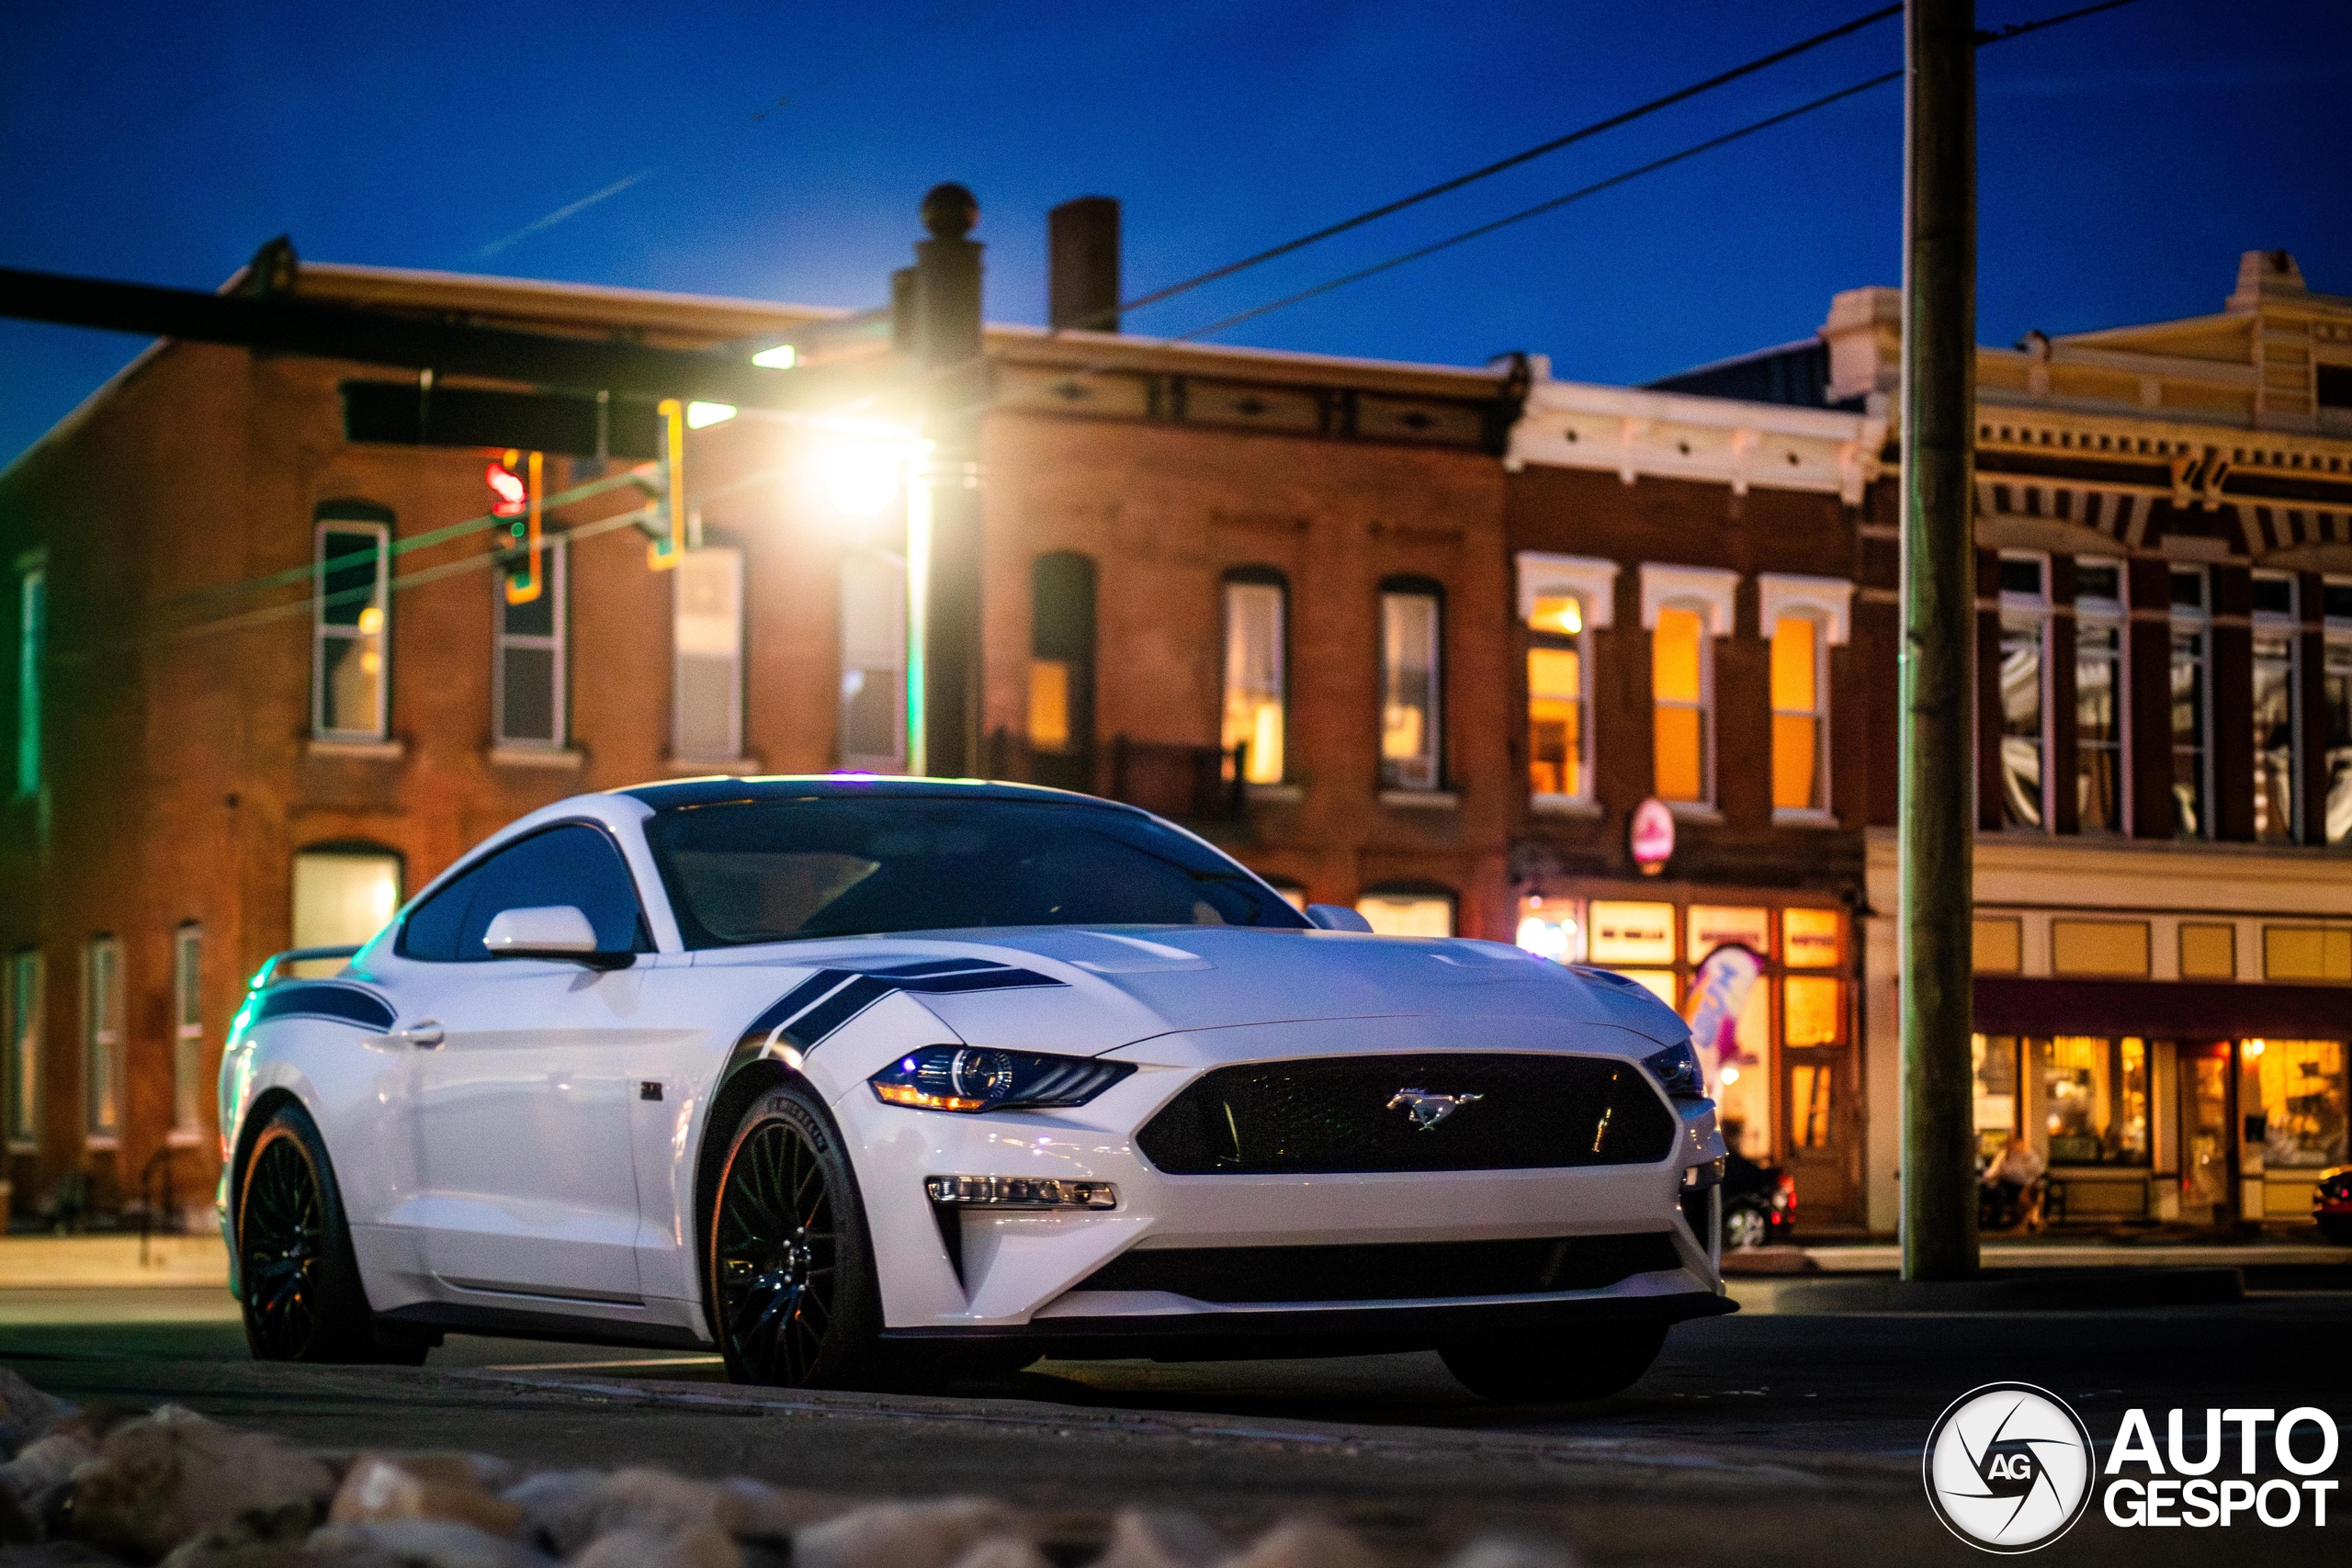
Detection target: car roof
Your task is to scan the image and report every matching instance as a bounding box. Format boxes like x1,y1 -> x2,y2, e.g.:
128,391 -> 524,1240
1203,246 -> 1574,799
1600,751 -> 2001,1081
615,773 -> 1151,815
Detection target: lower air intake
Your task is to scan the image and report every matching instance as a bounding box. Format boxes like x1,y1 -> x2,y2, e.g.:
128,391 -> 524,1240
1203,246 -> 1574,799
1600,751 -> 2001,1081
1073,1231 -> 1684,1304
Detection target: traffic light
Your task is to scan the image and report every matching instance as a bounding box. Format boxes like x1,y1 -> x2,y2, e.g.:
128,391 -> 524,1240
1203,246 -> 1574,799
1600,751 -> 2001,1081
491,448 -> 544,605
632,398 -> 687,570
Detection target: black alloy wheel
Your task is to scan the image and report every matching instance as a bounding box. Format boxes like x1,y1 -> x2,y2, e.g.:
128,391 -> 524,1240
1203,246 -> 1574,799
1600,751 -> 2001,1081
235,1104 -> 412,1362
715,1115 -> 841,1382
239,1128 -> 325,1357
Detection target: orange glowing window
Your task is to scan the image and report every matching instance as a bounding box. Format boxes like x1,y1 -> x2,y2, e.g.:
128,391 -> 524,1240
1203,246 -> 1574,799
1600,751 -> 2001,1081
1527,646 -> 1583,797
1652,606 -> 1707,804
1771,615 -> 1826,812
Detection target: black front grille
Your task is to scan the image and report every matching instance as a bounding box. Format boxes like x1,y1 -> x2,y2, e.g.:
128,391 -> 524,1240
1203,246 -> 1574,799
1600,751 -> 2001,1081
1135,1053 -> 1677,1175
1075,1232 -> 1684,1303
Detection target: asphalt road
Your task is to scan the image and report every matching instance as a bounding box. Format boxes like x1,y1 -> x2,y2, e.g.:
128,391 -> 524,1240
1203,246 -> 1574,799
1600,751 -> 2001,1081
3,1287 -> 2346,1567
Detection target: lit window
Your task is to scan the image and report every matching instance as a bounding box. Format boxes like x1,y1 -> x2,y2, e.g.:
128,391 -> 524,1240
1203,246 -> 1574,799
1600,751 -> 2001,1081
1221,574 -> 1285,785
1770,615 -> 1827,813
2250,1039 -> 2347,1168
15,560 -> 42,797
1782,976 -> 1841,1045
1380,585 -> 1442,791
6,950 -> 40,1150
291,849 -> 402,977
2328,633 -> 2352,846
1783,907 -> 1841,968
1527,592 -> 1587,802
1972,1034 -> 2021,1158
2170,568 -> 2210,839
674,547 -> 743,762
1997,554 -> 2049,830
2075,558 -> 2125,834
1650,605 -> 1709,804
1355,890 -> 1453,937
838,549 -> 906,773
1514,894 -> 1583,963
1790,1062 -> 1835,1150
494,536 -> 567,750
1027,553 -> 1095,790
2041,1036 -> 2150,1167
2252,572 -> 2297,843
313,521 -> 389,739
83,936 -> 122,1144
173,925 -> 203,1136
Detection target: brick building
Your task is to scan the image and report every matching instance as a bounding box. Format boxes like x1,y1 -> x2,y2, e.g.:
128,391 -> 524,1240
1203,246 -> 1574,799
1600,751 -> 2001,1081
0,229 -> 1517,1221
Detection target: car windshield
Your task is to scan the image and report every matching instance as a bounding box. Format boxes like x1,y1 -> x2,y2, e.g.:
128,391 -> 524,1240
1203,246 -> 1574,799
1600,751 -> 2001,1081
642,794 -> 1309,947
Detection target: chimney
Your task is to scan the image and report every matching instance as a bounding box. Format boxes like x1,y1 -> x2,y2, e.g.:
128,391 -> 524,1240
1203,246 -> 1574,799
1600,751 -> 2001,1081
1048,197 -> 1120,333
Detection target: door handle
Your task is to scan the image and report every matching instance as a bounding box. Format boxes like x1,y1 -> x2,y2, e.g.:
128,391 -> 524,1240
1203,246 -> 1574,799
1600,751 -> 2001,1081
391,1021 -> 445,1048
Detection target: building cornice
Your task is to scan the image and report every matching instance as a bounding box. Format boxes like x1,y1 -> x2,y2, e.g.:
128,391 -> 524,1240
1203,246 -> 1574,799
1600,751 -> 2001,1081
1507,376 -> 1883,502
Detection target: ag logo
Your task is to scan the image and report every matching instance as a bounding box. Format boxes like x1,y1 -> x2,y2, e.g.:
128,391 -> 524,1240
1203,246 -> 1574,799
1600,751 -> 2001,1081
1924,1382 -> 2096,1552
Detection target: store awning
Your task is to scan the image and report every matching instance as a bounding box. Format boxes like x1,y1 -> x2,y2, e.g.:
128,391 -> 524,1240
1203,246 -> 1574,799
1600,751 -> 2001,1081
1973,976 -> 2352,1039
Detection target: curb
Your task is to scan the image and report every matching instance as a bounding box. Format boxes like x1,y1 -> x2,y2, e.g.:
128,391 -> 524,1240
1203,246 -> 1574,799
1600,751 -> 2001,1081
1758,1265 -> 2245,1313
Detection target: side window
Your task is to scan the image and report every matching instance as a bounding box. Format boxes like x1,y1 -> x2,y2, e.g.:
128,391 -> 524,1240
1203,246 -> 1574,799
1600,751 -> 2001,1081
456,826 -> 648,958
399,863 -> 486,963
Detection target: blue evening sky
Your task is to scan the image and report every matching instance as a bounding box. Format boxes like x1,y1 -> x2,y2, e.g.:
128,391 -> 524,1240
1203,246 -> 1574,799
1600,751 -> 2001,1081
3,0 -> 2346,462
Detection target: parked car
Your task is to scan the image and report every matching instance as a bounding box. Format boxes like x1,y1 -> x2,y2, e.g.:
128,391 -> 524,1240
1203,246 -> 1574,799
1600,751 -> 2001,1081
219,778 -> 1730,1400
2314,1166 -> 2352,1245
1718,1149 -> 1795,1250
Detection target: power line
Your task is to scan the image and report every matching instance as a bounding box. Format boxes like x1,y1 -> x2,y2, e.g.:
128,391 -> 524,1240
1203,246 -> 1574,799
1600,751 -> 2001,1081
1162,0 -> 2149,344
1171,72 -> 1903,345
1094,4 -> 1906,329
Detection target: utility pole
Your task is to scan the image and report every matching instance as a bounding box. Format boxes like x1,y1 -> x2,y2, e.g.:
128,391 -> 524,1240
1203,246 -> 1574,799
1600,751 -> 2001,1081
910,184 -> 988,778
1900,0 -> 1980,1280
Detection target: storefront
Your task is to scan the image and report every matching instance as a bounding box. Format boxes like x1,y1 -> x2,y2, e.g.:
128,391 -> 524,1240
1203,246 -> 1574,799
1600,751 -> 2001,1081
1518,881 -> 1863,1227
1862,834 -> 2352,1233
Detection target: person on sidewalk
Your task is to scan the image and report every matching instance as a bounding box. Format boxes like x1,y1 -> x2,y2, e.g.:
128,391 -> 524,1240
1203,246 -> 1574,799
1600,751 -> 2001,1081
1980,1134 -> 2047,1233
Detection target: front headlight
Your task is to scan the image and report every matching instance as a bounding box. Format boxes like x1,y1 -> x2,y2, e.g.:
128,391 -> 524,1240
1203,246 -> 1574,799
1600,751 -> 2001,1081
870,1045 -> 1134,1113
1641,1039 -> 1706,1100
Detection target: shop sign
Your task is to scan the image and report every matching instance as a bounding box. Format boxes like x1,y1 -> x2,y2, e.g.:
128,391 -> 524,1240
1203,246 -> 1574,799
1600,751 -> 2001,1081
1629,796 -> 1674,875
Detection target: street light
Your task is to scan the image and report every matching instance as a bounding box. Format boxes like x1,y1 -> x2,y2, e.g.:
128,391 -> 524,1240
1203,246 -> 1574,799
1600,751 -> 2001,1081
820,434 -> 903,517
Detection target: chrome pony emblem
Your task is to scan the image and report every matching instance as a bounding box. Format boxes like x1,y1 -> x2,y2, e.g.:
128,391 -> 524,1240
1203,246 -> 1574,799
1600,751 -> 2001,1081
1386,1088 -> 1483,1131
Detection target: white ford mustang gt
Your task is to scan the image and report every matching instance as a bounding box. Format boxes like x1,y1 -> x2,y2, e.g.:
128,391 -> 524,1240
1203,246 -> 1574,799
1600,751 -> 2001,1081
218,777 -> 1732,1399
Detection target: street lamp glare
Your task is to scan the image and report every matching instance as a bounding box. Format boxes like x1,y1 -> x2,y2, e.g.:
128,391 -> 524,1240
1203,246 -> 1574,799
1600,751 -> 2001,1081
751,344 -> 797,369
824,440 -> 899,517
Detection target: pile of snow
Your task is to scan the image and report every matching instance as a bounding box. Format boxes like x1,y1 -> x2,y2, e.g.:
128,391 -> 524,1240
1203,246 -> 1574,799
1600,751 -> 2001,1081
0,1368 -> 1575,1568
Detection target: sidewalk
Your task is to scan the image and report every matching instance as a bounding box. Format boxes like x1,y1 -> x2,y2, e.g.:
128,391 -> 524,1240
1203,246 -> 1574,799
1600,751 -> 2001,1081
1728,1236 -> 2352,1274
1724,1235 -> 2352,1313
0,1232 -> 230,1289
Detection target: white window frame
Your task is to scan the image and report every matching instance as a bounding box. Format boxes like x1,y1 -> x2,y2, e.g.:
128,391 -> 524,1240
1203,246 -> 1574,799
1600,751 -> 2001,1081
6,949 -> 40,1152
83,935 -> 121,1147
2072,556 -> 2131,837
1379,585 -> 1443,794
2250,570 -> 2301,844
171,923 -> 203,1143
16,554 -> 44,799
1520,556 -> 1613,811
2170,565 -> 2213,841
838,547 -> 908,773
1639,565 -> 1736,814
492,535 -> 568,751
672,546 -> 745,763
311,520 -> 390,740
1996,551 -> 2054,832
1758,574 -> 1851,823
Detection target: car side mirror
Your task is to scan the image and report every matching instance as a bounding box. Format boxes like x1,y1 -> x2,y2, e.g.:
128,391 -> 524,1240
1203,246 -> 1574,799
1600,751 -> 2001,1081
1305,903 -> 1374,933
481,906 -> 632,969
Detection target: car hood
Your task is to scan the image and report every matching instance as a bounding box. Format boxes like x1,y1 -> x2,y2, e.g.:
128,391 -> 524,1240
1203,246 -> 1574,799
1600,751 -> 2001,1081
689,924 -> 1690,1055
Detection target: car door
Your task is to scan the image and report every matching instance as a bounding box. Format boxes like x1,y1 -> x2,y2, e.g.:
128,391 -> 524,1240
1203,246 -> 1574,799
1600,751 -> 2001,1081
387,823 -> 663,1304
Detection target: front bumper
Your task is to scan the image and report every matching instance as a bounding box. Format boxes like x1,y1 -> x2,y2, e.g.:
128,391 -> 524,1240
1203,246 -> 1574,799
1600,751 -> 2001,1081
829,1023 -> 1727,1333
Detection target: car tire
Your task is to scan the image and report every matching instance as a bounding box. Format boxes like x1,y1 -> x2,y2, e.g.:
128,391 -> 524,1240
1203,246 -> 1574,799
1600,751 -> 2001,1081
707,1082 -> 900,1390
236,1104 -> 417,1364
1440,1323 -> 1668,1404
